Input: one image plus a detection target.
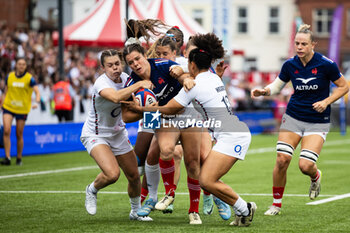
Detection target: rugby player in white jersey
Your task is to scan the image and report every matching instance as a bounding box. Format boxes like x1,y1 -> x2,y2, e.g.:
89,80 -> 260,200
80,49 -> 153,221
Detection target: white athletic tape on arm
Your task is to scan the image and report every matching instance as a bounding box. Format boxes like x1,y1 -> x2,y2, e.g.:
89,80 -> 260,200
265,77 -> 287,96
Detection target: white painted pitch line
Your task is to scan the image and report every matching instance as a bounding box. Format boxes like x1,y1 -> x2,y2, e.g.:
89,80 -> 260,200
0,190 -> 334,197
322,160 -> 350,165
0,165 -> 98,180
306,193 -> 350,205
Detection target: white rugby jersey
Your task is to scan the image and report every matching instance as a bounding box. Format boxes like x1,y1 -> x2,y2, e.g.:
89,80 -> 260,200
174,71 -> 248,135
81,72 -> 129,137
175,56 -> 188,66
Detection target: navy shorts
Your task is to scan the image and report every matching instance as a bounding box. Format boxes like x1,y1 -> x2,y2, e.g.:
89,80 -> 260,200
2,107 -> 28,121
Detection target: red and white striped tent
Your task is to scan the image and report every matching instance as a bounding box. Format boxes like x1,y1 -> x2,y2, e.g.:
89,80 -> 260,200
146,0 -> 207,42
52,0 -> 146,47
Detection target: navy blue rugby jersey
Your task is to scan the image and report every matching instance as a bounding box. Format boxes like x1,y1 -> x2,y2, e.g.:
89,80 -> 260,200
125,58 -> 182,106
279,52 -> 342,123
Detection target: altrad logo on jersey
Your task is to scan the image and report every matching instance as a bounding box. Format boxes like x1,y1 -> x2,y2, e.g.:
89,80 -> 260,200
295,77 -> 318,91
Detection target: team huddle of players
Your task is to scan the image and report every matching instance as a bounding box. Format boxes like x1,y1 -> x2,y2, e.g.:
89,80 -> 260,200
80,19 -> 349,226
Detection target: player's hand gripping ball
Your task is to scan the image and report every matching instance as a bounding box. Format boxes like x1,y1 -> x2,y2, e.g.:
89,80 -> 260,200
135,88 -> 157,106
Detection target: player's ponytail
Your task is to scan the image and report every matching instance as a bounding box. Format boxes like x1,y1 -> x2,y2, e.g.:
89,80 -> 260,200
125,19 -> 168,43
123,19 -> 168,62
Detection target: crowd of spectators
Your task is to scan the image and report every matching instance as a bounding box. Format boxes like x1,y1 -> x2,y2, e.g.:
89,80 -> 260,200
0,23 -> 100,115
0,23 -> 292,124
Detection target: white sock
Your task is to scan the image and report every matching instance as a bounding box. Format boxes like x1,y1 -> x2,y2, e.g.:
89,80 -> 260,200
145,161 -> 160,201
88,181 -> 98,194
233,196 -> 249,216
130,196 -> 141,213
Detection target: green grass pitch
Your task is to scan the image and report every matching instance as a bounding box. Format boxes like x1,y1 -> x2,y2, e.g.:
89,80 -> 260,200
0,131 -> 349,232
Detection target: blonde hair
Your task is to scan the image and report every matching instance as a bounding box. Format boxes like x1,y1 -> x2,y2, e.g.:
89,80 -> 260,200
297,24 -> 315,42
146,40 -> 159,58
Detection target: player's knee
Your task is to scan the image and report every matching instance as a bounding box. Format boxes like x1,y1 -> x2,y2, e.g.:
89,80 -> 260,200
173,147 -> 183,161
298,162 -> 314,175
3,129 -> 11,137
299,149 -> 318,174
127,172 -> 140,185
106,172 -> 120,184
16,131 -> 23,139
160,146 -> 175,160
275,154 -> 291,171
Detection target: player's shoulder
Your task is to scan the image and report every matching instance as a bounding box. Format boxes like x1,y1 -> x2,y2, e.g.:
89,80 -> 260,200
150,58 -> 177,67
125,73 -> 138,88
94,73 -> 113,89
120,72 -> 129,84
94,73 -> 107,83
283,56 -> 296,66
196,71 -> 219,85
175,56 -> 188,66
317,52 -> 335,65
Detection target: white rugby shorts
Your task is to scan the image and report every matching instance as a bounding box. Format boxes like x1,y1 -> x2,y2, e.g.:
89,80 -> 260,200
80,128 -> 133,156
212,132 -> 251,160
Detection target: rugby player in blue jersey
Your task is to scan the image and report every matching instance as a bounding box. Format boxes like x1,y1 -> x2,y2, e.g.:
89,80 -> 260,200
251,24 -> 349,216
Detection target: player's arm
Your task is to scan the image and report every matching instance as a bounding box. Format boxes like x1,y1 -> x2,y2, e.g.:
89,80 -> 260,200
175,73 -> 196,92
0,86 -> 7,107
121,102 -> 143,123
144,99 -> 184,116
100,80 -> 153,104
121,95 -> 184,116
251,77 -> 287,97
167,60 -> 195,92
169,65 -> 185,78
33,85 -> 40,103
30,76 -> 40,109
312,75 -> 349,113
31,85 -> 41,109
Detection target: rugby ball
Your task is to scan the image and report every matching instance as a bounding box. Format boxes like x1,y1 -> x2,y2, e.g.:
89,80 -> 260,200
135,88 -> 157,106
